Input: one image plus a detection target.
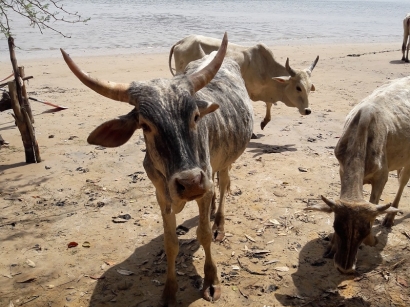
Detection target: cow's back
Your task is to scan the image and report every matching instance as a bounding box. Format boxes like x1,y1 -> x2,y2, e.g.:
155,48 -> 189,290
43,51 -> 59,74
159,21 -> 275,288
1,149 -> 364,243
337,76 -> 410,177
173,35 -> 247,74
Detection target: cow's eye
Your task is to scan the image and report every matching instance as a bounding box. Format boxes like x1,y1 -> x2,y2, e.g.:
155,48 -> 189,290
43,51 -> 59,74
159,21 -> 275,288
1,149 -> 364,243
141,123 -> 151,133
296,86 -> 302,92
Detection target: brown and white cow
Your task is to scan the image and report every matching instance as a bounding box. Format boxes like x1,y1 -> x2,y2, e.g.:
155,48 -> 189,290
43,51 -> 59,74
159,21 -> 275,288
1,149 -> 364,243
61,33 -> 253,306
305,77 -> 410,273
169,34 -> 319,130
402,13 -> 410,62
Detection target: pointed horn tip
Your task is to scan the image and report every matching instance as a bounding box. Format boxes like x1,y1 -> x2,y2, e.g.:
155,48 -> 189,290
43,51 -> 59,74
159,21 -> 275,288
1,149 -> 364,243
220,32 -> 228,51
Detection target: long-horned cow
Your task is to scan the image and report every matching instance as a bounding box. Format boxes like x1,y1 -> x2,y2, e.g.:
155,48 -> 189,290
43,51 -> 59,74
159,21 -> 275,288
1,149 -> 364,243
61,33 -> 254,305
305,77 -> 410,274
169,34 -> 319,130
402,13 -> 410,62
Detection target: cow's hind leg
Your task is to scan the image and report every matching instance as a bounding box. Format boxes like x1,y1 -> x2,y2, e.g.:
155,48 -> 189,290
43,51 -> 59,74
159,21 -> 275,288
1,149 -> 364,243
212,166 -> 230,242
210,172 -> 217,218
197,191 -> 221,302
261,102 -> 273,130
382,166 -> 410,227
406,35 -> 410,63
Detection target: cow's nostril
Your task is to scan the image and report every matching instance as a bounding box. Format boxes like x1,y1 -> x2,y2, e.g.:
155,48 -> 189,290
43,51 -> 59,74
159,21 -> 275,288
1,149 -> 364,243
175,179 -> 186,193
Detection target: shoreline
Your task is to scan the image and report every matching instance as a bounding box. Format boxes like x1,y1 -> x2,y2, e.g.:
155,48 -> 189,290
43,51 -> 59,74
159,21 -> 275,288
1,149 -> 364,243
0,39 -> 403,63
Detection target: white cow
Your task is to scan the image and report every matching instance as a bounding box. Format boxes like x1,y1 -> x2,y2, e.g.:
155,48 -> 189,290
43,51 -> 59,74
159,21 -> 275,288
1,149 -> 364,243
61,33 -> 254,306
402,13 -> 410,62
169,35 -> 319,130
306,77 -> 410,273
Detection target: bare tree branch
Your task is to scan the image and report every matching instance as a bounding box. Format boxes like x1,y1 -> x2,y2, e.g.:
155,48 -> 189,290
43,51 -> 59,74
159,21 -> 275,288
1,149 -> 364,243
0,0 -> 90,38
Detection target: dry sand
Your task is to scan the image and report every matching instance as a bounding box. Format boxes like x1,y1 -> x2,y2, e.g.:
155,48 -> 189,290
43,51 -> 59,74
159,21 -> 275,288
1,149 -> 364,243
0,42 -> 409,307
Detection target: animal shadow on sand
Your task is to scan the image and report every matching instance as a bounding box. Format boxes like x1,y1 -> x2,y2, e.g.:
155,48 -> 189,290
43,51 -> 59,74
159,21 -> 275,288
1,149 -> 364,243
389,60 -> 408,65
274,220 -> 405,307
89,216 -> 206,307
247,140 -> 297,157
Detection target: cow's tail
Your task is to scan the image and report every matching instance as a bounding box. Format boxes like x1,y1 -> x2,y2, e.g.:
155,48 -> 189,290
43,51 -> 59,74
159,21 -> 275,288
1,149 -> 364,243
168,44 -> 177,76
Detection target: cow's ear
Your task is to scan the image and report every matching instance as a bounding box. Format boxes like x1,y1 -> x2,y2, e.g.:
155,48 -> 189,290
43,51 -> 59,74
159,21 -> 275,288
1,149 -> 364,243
87,111 -> 139,147
311,84 -> 316,91
304,203 -> 334,213
196,100 -> 219,117
272,76 -> 290,84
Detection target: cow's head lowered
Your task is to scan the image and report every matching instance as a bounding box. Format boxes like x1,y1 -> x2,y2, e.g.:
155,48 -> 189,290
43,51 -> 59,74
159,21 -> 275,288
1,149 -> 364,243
61,34 -> 228,213
306,195 -> 398,274
273,56 -> 319,116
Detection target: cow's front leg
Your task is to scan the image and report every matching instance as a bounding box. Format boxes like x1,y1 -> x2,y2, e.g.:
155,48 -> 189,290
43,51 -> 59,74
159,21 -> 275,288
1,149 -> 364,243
212,167 -> 229,242
383,166 -> 410,227
197,191 -> 221,302
261,102 -> 272,130
160,207 -> 179,307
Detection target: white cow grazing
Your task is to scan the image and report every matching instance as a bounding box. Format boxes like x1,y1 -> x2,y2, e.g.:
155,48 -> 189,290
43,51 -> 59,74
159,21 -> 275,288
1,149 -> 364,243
169,35 -> 319,130
306,77 -> 410,273
402,13 -> 410,62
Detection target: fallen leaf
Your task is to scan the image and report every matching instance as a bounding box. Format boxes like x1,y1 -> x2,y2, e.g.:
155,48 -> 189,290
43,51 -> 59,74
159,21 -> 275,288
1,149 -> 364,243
252,249 -> 270,254
82,241 -> 91,248
9,301 -> 14,307
263,259 -> 279,265
47,285 -> 55,289
16,276 -> 37,283
104,260 -> 116,266
112,218 -> 128,223
116,269 -> 134,276
397,276 -> 408,288
67,242 -> 78,248
245,234 -> 256,242
26,259 -> 36,268
274,266 -> 289,272
269,219 -> 280,225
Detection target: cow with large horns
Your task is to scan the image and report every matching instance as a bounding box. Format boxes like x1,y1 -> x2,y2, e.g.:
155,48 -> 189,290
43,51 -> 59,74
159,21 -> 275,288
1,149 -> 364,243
61,33 -> 254,305
169,34 -> 319,130
305,77 -> 410,274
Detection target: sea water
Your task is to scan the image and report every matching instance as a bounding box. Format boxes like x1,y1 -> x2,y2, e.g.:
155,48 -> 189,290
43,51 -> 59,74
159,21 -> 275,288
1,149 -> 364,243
0,0 -> 408,60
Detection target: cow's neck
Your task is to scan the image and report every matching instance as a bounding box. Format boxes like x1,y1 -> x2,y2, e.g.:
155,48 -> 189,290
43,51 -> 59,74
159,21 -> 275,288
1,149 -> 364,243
246,78 -> 286,104
339,162 -> 365,201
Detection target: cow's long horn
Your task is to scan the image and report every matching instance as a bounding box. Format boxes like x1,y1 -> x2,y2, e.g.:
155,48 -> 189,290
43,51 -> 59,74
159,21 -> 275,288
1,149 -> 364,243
308,55 -> 319,72
60,49 -> 130,102
285,58 -> 296,77
187,32 -> 228,93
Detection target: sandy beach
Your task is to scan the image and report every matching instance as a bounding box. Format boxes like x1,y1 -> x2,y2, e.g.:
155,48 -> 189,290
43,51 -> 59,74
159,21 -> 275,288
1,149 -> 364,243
1,42 -> 409,307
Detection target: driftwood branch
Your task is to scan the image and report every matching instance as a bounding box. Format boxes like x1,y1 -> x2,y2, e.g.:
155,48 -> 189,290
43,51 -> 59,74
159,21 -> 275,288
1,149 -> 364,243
7,36 -> 41,163
0,76 -> 33,88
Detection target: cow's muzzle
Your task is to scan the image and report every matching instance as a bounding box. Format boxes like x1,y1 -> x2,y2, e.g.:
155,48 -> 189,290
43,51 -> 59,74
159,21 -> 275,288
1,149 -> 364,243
173,169 -> 207,201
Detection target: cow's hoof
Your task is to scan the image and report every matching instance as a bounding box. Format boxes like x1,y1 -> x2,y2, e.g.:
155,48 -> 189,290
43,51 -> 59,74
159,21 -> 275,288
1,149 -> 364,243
160,296 -> 177,307
203,282 -> 221,302
251,132 -> 258,139
406,59 -> 410,63
213,229 -> 225,242
260,122 -> 266,130
323,245 -> 336,258
402,57 -> 406,61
